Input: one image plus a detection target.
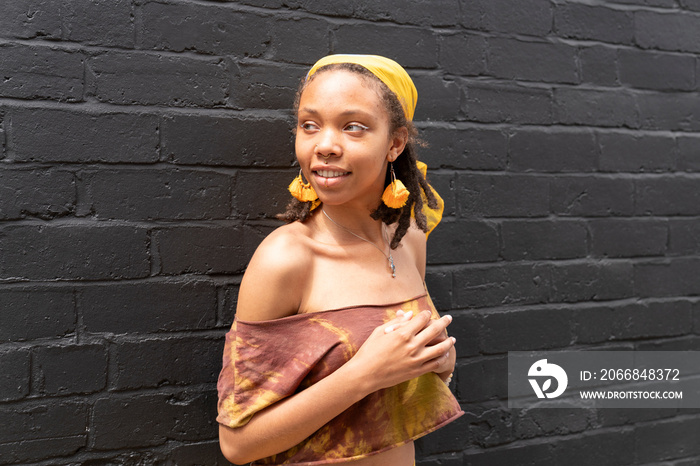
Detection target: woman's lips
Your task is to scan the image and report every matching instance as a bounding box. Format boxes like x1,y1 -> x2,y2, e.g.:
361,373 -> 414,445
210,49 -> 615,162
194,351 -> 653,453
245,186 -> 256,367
313,169 -> 350,187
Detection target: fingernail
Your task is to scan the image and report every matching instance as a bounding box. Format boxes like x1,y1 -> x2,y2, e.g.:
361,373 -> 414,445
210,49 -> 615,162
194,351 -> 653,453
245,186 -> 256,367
385,325 -> 396,333
403,311 -> 413,319
445,314 -> 453,323
451,337 -> 456,344
396,310 -> 404,316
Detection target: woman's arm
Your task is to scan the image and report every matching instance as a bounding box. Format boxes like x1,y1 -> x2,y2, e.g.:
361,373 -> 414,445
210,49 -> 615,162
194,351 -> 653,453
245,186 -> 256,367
218,228 -> 456,464
220,310 -> 454,464
403,224 -> 457,382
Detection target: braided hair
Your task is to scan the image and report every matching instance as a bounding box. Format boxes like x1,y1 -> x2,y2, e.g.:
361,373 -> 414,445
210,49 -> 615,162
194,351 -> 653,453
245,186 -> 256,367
277,63 -> 439,249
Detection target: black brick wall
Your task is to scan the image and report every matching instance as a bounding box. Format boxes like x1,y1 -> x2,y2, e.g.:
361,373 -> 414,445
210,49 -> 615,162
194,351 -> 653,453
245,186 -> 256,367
1,0 -> 699,465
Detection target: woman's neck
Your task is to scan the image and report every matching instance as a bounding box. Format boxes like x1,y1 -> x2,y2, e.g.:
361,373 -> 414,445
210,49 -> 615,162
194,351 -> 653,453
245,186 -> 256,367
318,204 -> 386,244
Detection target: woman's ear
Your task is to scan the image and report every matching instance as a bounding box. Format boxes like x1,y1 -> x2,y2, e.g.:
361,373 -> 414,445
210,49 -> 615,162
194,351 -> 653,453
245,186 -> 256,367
387,126 -> 409,162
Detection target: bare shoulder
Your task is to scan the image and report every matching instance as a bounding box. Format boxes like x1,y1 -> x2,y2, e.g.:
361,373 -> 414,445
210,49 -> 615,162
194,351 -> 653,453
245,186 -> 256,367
236,222 -> 313,322
399,221 -> 427,280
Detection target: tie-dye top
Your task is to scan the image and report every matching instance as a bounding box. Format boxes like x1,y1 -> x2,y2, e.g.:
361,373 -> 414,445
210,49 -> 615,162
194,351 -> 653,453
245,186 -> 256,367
216,293 -> 464,465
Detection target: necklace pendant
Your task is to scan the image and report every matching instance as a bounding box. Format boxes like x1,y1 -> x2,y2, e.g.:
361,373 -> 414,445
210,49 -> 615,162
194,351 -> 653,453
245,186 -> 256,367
389,254 -> 396,278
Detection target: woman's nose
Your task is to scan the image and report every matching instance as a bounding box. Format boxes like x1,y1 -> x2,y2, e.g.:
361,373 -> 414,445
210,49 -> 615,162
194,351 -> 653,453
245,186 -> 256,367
315,130 -> 341,159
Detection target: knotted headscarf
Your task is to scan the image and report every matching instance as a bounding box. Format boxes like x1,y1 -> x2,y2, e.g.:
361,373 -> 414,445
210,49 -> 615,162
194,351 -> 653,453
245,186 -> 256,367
306,54 -> 418,121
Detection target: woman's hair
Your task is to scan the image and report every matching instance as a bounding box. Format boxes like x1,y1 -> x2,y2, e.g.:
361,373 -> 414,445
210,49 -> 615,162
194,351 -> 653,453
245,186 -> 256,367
277,62 -> 439,249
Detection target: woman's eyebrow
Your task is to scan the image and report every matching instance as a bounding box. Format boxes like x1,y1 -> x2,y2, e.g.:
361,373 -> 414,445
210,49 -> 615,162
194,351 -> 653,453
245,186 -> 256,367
299,107 -> 374,118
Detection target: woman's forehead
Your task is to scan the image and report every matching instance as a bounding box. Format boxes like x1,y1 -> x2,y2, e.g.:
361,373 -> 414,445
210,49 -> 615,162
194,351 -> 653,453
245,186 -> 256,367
299,70 -> 385,113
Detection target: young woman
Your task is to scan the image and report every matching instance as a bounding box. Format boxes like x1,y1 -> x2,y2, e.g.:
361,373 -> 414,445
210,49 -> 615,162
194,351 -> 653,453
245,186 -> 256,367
217,55 -> 463,465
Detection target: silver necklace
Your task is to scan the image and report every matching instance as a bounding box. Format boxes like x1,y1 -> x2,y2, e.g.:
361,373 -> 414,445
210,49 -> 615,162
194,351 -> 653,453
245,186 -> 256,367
322,209 -> 396,278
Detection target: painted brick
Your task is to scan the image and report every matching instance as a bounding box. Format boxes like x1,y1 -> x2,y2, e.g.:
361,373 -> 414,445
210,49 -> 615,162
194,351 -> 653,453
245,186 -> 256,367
87,52 -> 229,107
598,132 -> 677,172
460,0 -> 553,37
0,0 -> 62,40
0,168 -> 75,220
462,441 -> 551,466
461,404 -> 514,448
635,258 -> 700,297
332,24 -> 438,69
500,220 -> 589,261
416,414 -> 470,455
438,33 -> 488,77
634,416 -> 700,462
0,401 -> 88,443
0,224 -> 150,280
7,107 -> 160,163
427,219 -> 499,264
553,87 -> 639,128
619,49 -> 696,91
574,300 -> 693,344
637,92 -> 700,131
635,10 -> 700,53
488,38 -> 578,84
421,126 -> 507,170
411,73 -> 462,121
220,283 -> 240,327
235,169 -> 298,219
550,429 -> 636,466
514,405 -> 594,439
453,263 -> 550,308
555,3 -> 634,44
457,174 -> 550,218
0,288 -> 75,342
0,436 -> 85,465
480,307 -> 572,353
0,349 -> 30,401
0,43 -> 84,101
354,0 -> 462,27
579,45 -> 619,86
154,224 -> 262,275
80,168 -> 233,220
270,17 -> 332,64
589,219 -> 668,258
79,280 -> 217,334
91,391 -> 216,450
463,82 -> 553,125
138,1 -> 271,57
112,337 -> 222,389
680,0 -> 700,11
61,0 -> 134,47
229,61 -> 306,110
669,219 -> 700,255
508,128 -> 598,173
427,172 -> 457,217
550,261 -> 635,303
455,356 -> 508,402
550,175 -> 635,217
636,176 -> 700,215
678,135 -> 700,171
162,113 -> 295,167
33,344 -> 107,395
424,268 -> 453,311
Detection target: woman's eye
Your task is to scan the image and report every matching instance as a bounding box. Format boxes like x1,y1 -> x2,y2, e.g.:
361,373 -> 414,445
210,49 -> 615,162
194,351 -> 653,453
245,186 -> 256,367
300,121 -> 319,131
344,123 -> 369,132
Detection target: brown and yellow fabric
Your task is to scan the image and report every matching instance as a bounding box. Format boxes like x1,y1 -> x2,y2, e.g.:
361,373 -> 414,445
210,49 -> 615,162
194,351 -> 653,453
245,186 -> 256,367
217,294 -> 464,465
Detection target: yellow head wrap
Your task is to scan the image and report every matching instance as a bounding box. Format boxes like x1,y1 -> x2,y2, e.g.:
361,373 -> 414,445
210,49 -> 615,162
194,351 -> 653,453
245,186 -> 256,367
304,54 -> 443,237
306,54 -> 418,121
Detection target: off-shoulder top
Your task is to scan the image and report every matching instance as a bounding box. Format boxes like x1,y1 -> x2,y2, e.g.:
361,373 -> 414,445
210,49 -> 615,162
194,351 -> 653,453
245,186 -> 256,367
216,293 -> 464,465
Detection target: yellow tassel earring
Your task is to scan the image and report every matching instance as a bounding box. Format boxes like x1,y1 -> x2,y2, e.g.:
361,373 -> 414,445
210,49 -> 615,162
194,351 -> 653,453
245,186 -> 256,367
289,170 -> 320,207
381,163 -> 410,209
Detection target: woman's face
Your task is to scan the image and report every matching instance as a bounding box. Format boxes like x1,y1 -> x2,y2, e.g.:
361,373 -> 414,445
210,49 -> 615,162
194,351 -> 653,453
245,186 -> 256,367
295,69 -> 406,210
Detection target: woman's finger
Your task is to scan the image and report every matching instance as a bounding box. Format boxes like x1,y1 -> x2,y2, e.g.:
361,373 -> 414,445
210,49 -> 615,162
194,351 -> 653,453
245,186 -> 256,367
420,336 -> 456,370
415,314 -> 452,345
384,310 -> 413,333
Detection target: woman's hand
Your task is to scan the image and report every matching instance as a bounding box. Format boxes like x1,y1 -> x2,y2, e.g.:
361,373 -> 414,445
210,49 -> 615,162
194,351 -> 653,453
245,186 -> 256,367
348,310 -> 456,394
